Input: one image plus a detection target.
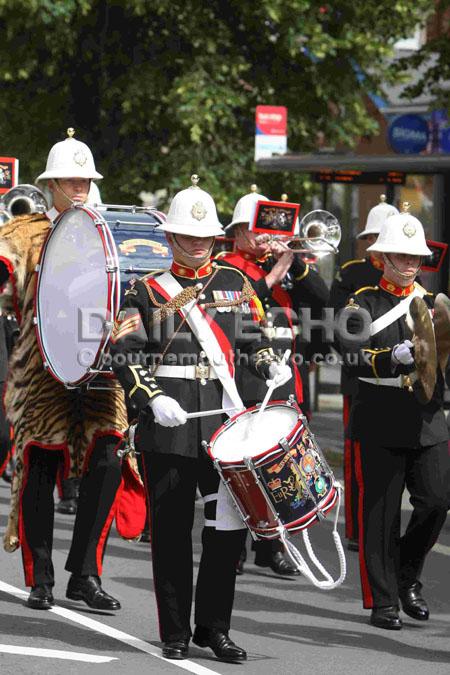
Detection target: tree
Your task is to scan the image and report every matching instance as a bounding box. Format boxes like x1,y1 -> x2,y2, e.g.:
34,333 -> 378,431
0,0 -> 432,213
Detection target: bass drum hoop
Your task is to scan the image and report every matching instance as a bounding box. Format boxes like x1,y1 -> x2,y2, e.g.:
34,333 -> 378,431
34,204 -> 120,388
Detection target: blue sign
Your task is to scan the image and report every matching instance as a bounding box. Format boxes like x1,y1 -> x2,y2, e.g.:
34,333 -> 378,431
388,114 -> 429,154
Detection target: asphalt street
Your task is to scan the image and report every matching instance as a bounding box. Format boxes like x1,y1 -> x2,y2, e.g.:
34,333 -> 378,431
0,408 -> 448,675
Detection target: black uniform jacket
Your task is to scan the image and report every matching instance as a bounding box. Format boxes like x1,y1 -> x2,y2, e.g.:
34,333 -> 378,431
340,277 -> 447,449
109,258 -> 274,457
329,256 -> 383,396
220,250 -> 329,404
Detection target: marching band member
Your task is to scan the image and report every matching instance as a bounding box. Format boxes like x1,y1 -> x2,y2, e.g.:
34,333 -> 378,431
340,209 -> 450,630
0,129 -> 130,611
220,186 -> 329,576
329,195 -> 398,551
110,176 -> 292,662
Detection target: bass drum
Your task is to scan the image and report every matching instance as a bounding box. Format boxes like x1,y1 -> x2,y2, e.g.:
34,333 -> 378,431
35,204 -> 172,388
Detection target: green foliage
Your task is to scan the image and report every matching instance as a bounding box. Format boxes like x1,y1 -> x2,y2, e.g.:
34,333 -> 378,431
394,1 -> 450,112
0,0 -> 431,215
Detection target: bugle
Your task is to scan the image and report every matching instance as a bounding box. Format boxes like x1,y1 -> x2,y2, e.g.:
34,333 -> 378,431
256,209 -> 341,258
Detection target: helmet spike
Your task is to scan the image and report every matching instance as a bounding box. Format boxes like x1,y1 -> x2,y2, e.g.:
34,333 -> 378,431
401,201 -> 411,213
191,174 -> 200,188
281,193 -> 288,202
67,127 -> 75,138
379,194 -> 386,202
250,183 -> 258,192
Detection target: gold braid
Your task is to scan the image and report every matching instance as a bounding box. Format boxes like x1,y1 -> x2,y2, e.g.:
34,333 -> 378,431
145,283 -> 203,325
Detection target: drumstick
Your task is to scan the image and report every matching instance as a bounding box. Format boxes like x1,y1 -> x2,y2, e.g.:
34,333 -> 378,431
185,407 -> 238,419
256,349 -> 291,419
243,349 -> 291,442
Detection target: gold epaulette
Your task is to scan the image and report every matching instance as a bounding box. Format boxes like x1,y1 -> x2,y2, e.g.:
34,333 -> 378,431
414,282 -> 433,296
341,258 -> 365,271
141,268 -> 169,282
354,285 -> 379,296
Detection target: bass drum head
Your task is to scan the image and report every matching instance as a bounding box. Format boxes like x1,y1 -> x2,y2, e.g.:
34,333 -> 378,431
210,403 -> 298,463
36,205 -> 118,386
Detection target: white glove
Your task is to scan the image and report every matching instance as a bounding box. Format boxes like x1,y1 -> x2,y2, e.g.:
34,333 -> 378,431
149,395 -> 187,427
267,361 -> 293,389
391,339 -> 414,366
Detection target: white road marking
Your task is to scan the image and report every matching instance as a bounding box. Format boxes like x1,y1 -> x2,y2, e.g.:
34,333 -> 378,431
432,542 -> 450,556
0,644 -> 117,662
0,580 -> 221,675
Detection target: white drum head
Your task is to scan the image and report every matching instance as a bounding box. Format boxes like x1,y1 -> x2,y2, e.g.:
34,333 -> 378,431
36,206 -> 119,386
211,404 -> 298,463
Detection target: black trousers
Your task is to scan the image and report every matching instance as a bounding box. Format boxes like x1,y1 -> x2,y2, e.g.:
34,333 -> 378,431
354,439 -> 450,609
0,381 -> 12,474
143,452 -> 246,642
21,435 -> 122,587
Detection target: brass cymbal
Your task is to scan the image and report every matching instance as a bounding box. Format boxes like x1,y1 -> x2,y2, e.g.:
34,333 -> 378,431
409,296 -> 437,404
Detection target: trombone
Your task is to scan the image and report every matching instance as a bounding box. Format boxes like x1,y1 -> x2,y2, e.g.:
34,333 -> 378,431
256,209 -> 341,258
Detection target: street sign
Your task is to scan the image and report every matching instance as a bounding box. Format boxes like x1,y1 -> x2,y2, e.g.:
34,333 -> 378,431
388,114 -> 429,154
313,170 -> 405,185
255,105 -> 287,161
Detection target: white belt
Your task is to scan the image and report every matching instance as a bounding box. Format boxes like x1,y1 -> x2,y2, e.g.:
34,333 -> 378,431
155,364 -> 219,380
359,376 -> 403,388
262,326 -> 299,340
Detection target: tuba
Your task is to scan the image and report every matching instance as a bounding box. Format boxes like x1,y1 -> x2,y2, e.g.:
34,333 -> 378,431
0,184 -> 49,223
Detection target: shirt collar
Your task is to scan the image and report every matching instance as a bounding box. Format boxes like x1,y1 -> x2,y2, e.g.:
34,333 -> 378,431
380,276 -> 415,297
369,255 -> 384,271
46,207 -> 60,222
235,248 -> 271,264
171,259 -> 213,279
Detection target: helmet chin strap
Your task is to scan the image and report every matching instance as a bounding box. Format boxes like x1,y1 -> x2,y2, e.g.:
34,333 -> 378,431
383,253 -> 421,280
53,179 -> 89,209
172,234 -> 214,264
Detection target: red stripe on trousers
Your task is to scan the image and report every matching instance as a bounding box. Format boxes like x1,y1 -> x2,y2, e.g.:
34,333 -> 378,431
353,440 -> 373,608
343,395 -> 353,538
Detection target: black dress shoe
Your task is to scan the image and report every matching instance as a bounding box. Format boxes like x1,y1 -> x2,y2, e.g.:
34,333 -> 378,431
370,606 -> 403,630
56,498 -> 77,515
400,581 -> 429,621
66,575 -> 121,610
162,639 -> 189,660
347,539 -> 359,552
193,627 -> 246,662
27,584 -> 55,610
269,552 -> 300,576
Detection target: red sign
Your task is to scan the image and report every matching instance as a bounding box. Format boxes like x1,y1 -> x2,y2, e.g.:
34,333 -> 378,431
0,157 -> 19,195
255,106 -> 287,136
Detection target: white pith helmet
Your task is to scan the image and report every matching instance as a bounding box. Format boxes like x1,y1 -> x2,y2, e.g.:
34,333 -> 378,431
367,203 -> 432,256
225,184 -> 268,232
159,174 -> 223,237
36,128 -> 103,183
357,194 -> 399,239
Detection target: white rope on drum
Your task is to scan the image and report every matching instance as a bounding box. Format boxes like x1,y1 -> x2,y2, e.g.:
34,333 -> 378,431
280,482 -> 347,590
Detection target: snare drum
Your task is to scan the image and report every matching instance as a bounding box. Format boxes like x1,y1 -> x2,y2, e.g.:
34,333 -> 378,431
35,204 -> 172,387
207,400 -> 337,539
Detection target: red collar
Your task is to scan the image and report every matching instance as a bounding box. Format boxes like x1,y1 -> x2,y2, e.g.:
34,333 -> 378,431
370,255 -> 384,271
171,259 -> 213,279
380,277 -> 415,297
235,248 -> 271,264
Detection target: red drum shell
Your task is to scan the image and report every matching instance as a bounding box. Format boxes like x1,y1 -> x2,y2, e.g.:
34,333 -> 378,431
208,401 -> 337,538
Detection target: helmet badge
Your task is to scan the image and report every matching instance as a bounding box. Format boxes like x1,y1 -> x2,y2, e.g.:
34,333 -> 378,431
73,149 -> 88,167
191,201 -> 207,221
403,221 -> 416,238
